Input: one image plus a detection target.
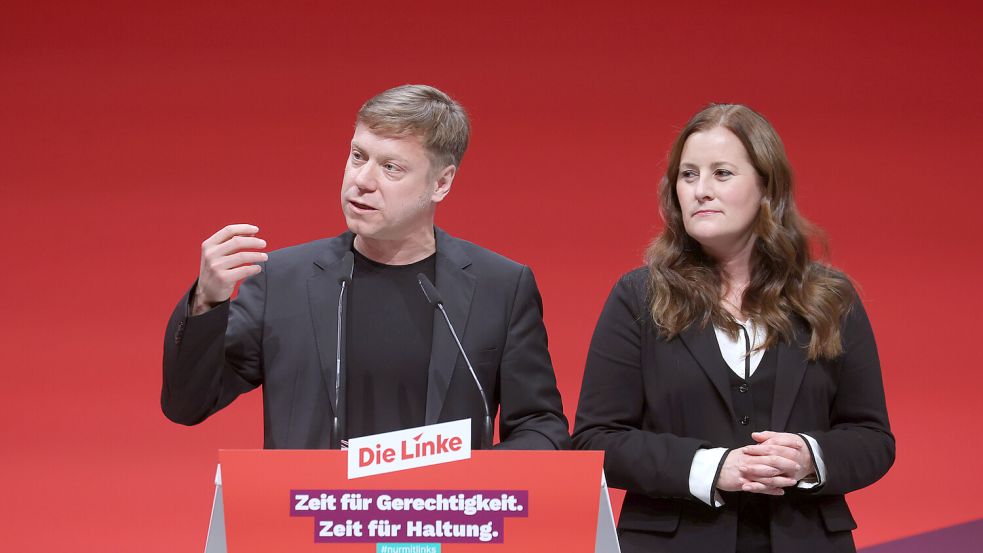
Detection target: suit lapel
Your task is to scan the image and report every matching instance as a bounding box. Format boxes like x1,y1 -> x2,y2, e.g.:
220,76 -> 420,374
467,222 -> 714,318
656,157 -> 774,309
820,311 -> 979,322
771,321 -> 810,431
307,232 -> 355,427
679,323 -> 736,421
425,228 -> 475,424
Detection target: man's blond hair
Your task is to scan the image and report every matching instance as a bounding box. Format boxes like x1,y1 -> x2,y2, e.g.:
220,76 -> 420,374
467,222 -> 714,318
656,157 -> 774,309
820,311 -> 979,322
357,84 -> 470,171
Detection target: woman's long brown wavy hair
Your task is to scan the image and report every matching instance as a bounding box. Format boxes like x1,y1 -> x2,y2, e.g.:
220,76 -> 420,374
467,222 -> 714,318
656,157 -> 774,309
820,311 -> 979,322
645,104 -> 854,360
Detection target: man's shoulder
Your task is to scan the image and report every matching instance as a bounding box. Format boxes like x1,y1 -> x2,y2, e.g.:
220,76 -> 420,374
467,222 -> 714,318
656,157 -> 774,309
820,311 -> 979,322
454,236 -> 523,267
439,231 -> 526,275
265,231 -> 351,269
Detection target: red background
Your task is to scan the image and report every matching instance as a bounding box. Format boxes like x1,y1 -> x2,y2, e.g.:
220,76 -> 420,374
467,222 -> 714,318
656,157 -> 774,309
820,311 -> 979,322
2,1 -> 981,550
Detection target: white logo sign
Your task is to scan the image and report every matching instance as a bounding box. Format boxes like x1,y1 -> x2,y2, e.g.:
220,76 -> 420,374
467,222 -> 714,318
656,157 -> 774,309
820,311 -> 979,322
347,419 -> 472,479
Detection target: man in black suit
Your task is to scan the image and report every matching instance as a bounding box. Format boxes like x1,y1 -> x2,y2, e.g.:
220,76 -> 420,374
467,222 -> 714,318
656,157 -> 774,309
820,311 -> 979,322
161,84 -> 570,451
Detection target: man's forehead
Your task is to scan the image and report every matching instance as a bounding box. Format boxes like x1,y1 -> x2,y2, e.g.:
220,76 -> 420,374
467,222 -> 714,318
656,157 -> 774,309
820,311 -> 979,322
353,122 -> 425,145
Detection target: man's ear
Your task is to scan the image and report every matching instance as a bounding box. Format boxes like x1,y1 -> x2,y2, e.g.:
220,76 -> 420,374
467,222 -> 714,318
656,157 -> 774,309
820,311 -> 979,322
431,164 -> 456,204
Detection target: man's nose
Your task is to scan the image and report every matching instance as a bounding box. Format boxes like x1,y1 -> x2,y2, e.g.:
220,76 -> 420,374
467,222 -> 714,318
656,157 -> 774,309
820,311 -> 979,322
352,162 -> 378,191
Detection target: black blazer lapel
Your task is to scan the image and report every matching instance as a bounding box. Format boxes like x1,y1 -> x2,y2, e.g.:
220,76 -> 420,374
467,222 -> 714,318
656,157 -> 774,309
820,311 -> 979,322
307,231 -> 355,435
679,323 -> 737,421
771,322 -> 810,431
425,228 -> 475,424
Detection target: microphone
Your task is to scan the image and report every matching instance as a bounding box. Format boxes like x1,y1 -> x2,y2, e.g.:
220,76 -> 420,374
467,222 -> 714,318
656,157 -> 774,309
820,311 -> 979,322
332,251 -> 354,449
416,273 -> 493,449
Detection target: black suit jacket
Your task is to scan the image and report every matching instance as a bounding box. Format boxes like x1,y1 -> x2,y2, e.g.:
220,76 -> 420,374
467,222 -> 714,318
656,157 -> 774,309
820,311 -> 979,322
162,228 -> 570,450
572,268 -> 894,553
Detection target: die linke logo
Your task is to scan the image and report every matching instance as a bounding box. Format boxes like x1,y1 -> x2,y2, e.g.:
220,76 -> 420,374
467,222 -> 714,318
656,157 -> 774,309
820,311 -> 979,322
347,419 -> 472,478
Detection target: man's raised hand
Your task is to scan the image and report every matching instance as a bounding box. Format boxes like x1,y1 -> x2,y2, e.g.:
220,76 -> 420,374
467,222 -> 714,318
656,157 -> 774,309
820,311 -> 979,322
192,224 -> 268,315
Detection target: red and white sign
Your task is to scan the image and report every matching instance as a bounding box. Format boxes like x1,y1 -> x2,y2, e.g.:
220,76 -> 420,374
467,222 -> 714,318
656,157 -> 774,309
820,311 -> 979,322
347,419 -> 472,479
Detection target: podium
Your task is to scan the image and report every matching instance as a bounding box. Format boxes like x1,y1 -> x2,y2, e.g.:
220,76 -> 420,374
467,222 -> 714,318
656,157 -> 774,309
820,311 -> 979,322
204,449 -> 619,552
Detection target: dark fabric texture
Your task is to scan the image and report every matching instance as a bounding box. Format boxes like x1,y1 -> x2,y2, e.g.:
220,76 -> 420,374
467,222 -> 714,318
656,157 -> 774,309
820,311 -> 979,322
344,250 -> 435,440
572,267 -> 894,553
727,349 -> 777,553
162,228 -> 571,451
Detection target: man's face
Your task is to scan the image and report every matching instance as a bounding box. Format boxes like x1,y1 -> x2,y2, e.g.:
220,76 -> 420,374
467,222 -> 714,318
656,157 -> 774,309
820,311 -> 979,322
340,124 -> 452,242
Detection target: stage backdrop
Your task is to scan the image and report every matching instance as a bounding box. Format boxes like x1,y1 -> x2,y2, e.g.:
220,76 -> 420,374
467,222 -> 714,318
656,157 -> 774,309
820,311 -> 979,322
2,1 -> 981,551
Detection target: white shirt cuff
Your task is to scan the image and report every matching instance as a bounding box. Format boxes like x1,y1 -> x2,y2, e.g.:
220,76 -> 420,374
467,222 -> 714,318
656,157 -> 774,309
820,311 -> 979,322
797,434 -> 827,488
689,447 -> 728,506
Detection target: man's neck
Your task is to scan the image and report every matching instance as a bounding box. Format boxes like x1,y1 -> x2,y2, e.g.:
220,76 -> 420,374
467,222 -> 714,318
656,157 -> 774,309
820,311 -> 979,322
353,228 -> 437,265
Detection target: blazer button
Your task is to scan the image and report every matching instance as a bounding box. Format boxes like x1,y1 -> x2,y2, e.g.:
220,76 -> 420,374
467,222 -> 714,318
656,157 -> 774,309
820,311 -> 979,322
739,383 -> 749,393
739,416 -> 751,425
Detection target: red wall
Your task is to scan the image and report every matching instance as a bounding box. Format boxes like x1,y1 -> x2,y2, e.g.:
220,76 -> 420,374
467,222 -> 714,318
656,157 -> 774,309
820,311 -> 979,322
3,1 -> 981,550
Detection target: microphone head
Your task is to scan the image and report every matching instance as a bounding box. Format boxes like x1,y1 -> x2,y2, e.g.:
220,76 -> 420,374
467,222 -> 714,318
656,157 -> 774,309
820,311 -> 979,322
416,273 -> 443,307
339,251 -> 354,285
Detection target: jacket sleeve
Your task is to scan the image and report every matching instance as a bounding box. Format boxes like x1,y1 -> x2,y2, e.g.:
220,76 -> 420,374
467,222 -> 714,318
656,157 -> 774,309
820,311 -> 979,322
160,267 -> 267,425
806,296 -> 895,495
494,266 -> 572,450
572,274 -> 710,499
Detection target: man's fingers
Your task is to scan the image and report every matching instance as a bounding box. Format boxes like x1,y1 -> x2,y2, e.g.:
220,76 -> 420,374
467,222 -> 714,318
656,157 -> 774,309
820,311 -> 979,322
196,225 -> 267,308
203,224 -> 261,247
208,251 -> 269,272
209,235 -> 267,258
224,264 -> 263,282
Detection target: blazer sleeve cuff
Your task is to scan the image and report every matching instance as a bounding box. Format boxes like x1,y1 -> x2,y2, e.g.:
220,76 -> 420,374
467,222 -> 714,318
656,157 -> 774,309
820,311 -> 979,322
689,447 -> 728,507
796,433 -> 826,490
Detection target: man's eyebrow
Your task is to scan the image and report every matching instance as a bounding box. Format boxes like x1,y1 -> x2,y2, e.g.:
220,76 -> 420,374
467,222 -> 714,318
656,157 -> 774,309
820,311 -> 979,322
349,141 -> 412,165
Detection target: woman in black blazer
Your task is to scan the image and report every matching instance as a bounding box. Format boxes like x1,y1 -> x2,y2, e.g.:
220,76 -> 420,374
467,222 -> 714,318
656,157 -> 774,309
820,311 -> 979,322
572,104 -> 894,553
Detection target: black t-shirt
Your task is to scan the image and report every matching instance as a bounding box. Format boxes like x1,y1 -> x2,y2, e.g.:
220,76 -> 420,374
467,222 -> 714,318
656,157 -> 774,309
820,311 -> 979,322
344,249 -> 437,440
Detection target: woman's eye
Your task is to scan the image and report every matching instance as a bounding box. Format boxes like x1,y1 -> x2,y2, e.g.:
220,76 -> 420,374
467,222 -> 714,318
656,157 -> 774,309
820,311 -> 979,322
715,169 -> 733,178
680,170 -> 697,179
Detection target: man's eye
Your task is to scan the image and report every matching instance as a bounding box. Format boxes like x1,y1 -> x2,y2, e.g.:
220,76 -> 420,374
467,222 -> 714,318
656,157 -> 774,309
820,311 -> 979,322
351,151 -> 363,161
384,163 -> 399,172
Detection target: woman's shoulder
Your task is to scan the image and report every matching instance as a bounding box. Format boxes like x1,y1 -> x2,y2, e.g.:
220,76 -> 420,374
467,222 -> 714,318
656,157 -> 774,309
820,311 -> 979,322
590,266 -> 650,306
612,266 -> 650,296
805,262 -> 858,297
806,261 -> 847,279
597,267 -> 652,326
620,265 -> 650,282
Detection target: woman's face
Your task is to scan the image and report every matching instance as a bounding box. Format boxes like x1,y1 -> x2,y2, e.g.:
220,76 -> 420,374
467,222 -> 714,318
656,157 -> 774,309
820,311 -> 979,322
676,126 -> 763,258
